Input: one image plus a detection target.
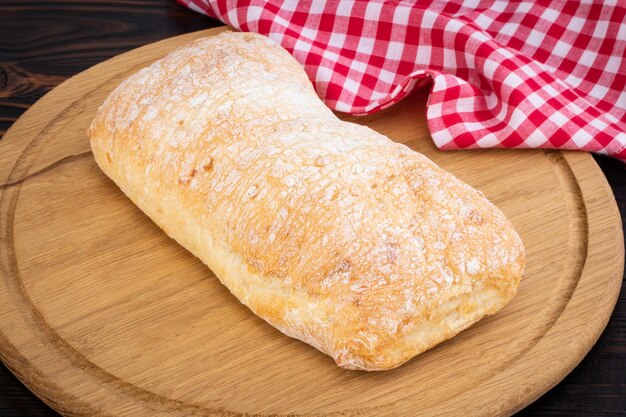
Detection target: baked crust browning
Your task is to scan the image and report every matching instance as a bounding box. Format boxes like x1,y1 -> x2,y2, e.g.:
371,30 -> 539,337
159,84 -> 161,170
89,32 -> 525,371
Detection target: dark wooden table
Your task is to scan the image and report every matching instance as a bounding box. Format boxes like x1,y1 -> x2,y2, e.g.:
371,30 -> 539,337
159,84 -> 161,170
1,1 -> 624,415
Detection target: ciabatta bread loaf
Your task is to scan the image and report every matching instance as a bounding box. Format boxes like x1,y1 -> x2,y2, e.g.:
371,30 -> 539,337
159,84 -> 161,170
89,32 -> 525,371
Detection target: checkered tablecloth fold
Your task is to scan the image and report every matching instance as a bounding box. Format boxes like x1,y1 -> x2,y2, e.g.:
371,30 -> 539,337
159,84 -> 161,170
179,0 -> 626,161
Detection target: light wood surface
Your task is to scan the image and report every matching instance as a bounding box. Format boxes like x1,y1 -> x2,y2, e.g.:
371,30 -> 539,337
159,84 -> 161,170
0,27 -> 623,417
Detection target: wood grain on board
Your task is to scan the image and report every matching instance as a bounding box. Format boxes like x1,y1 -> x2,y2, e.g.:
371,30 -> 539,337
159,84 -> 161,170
0,27 -> 623,416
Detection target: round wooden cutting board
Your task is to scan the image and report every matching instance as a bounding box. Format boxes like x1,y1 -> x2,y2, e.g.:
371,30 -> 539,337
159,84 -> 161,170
0,27 -> 623,417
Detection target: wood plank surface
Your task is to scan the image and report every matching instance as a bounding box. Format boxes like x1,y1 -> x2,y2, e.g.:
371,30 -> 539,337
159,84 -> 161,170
0,26 -> 623,417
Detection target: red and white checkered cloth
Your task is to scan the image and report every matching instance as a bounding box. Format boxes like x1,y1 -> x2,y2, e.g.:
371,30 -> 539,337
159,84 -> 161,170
179,0 -> 626,161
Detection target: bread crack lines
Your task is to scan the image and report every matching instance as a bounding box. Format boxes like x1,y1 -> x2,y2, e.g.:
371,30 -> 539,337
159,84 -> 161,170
89,32 -> 525,371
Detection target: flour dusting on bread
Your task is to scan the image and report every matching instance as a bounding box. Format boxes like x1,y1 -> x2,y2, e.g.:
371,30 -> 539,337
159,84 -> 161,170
89,32 -> 525,371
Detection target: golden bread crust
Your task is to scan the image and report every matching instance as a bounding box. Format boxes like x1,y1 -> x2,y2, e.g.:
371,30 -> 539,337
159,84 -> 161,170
89,32 -> 525,370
